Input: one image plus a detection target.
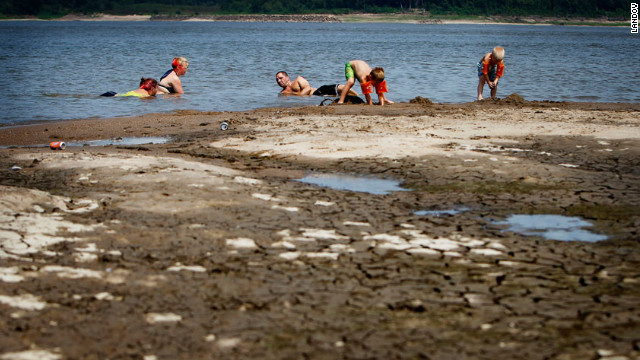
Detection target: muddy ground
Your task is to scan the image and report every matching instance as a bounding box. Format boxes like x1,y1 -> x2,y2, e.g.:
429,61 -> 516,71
0,98 -> 639,359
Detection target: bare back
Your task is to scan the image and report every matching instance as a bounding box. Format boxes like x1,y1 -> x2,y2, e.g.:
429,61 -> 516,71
288,76 -> 315,95
348,60 -> 373,83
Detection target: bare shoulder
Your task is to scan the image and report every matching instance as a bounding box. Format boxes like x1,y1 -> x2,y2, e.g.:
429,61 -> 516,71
293,76 -> 308,84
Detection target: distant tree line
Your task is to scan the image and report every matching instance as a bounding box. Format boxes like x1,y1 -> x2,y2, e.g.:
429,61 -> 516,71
0,0 -> 628,19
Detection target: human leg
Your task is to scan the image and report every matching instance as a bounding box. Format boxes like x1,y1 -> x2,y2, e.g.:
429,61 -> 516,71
477,76 -> 486,100
476,61 -> 485,100
339,63 -> 356,103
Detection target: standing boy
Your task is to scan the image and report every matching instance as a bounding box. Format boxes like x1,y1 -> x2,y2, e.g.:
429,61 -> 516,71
477,47 -> 505,100
338,60 -> 391,106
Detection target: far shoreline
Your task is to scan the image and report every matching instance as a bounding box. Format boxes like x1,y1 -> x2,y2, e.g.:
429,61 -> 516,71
1,12 -> 628,27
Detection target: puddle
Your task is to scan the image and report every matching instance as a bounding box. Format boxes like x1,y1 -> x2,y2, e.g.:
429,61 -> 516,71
1,137 -> 171,149
296,173 -> 408,195
494,214 -> 608,242
414,207 -> 470,217
67,136 -> 171,147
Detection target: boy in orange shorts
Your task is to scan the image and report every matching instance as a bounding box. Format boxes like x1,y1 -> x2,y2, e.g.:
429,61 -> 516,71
338,60 -> 392,106
477,46 -> 505,100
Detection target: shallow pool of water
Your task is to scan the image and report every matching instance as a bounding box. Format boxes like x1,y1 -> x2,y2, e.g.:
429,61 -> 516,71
67,136 -> 171,147
296,173 -> 408,195
414,207 -> 471,217
494,214 -> 608,242
1,136 -> 171,149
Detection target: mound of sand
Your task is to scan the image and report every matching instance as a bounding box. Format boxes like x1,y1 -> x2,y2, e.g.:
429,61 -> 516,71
409,96 -> 433,105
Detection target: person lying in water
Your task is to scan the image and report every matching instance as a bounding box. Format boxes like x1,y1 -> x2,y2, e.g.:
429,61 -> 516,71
275,71 -> 358,97
100,78 -> 158,98
158,57 -> 188,94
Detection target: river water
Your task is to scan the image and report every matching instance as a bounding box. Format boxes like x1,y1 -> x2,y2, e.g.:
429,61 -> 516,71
0,21 -> 638,125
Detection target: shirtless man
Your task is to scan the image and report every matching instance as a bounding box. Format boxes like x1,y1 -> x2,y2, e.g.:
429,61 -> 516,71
276,71 -> 358,97
338,60 -> 392,106
276,71 -> 315,95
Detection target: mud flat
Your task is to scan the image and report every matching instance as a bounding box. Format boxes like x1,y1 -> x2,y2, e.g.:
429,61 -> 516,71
1,97 -> 639,359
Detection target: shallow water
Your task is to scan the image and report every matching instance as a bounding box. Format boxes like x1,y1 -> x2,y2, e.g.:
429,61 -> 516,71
494,214 -> 608,242
296,173 -> 408,195
0,21 -> 638,125
66,136 -> 171,147
0,136 -> 170,149
414,207 -> 471,216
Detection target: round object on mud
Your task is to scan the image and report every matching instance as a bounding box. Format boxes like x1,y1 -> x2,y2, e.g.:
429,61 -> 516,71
220,122 -> 229,131
50,141 -> 66,150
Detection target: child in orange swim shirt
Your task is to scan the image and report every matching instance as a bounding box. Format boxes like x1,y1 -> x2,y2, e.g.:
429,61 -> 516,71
477,46 -> 505,100
338,60 -> 392,106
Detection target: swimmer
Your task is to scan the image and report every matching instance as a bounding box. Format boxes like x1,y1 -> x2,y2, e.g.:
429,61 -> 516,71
100,78 -> 158,98
338,60 -> 392,106
276,71 -> 314,95
158,57 -> 188,94
119,78 -> 158,98
275,71 -> 358,97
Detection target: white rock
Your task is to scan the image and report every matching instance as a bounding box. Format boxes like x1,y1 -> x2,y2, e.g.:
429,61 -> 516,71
0,294 -> 47,311
145,312 -> 182,324
406,248 -> 440,256
0,267 -> 24,283
252,193 -> 280,202
271,205 -> 299,212
443,251 -> 463,257
217,337 -> 241,349
411,238 -> 460,251
234,176 -> 262,185
41,266 -> 103,279
94,292 -> 115,301
343,221 -> 371,227
314,200 -> 335,206
486,241 -> 508,251
271,241 -> 296,249
301,228 -> 348,240
377,242 -> 412,251
166,265 -> 207,273
279,252 -> 300,260
304,252 -> 340,261
73,252 -> 99,263
329,244 -> 355,253
0,349 -> 62,360
470,248 -> 503,256
226,238 -> 257,250
364,234 -> 405,244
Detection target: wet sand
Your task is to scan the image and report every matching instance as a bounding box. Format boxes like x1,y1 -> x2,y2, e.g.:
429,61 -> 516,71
1,97 -> 639,359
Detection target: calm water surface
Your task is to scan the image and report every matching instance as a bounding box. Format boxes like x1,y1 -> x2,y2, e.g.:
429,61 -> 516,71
0,21 -> 638,125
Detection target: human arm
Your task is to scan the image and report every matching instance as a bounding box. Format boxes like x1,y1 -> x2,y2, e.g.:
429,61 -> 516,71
378,93 -> 387,106
365,93 -> 373,105
490,62 -> 504,88
374,80 -> 388,106
292,76 -> 314,95
171,76 -> 184,94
